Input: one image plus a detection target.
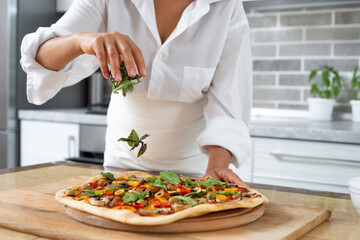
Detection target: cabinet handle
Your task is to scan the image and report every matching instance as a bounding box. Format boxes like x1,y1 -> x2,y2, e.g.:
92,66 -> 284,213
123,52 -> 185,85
67,135 -> 76,158
270,151 -> 360,165
254,173 -> 348,187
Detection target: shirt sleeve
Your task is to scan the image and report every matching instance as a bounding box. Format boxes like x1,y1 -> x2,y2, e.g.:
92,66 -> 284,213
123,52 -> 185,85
197,2 -> 252,168
20,0 -> 107,105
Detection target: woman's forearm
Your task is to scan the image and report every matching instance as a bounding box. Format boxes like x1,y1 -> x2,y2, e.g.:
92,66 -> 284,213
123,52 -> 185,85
35,33 -> 83,71
206,145 -> 232,171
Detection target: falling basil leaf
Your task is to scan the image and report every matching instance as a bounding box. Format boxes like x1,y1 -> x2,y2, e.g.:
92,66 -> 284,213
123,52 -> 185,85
118,129 -> 149,158
160,171 -> 180,185
100,172 -> 116,181
137,143 -> 147,158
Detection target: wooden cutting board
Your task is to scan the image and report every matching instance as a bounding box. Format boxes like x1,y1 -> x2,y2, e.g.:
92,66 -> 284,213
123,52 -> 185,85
0,176 -> 331,240
64,203 -> 265,233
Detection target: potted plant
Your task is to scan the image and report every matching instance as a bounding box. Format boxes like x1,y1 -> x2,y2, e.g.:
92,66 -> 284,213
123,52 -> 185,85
307,66 -> 342,121
350,66 -> 360,122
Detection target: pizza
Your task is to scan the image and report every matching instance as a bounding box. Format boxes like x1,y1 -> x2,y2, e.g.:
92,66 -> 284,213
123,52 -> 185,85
55,171 -> 268,225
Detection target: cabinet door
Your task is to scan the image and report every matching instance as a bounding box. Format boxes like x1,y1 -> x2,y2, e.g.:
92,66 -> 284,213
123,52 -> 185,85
21,120 -> 79,166
253,137 -> 360,193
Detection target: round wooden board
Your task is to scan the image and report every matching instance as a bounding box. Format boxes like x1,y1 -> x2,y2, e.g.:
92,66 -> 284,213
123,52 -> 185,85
64,204 -> 265,233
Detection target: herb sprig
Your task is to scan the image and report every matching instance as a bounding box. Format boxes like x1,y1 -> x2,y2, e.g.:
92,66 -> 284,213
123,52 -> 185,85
109,62 -> 142,97
118,129 -> 149,158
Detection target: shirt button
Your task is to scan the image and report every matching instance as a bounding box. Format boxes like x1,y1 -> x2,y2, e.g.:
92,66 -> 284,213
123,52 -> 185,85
157,52 -> 164,60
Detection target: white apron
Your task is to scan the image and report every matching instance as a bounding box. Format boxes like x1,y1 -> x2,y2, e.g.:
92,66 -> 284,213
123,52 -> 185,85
104,93 -> 208,178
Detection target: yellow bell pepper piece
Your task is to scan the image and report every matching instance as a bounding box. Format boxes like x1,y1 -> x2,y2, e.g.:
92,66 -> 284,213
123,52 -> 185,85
216,194 -> 227,201
224,188 -> 238,192
127,180 -> 140,187
144,205 -> 154,210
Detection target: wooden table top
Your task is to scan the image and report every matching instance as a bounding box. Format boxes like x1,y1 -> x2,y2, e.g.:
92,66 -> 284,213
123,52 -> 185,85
0,161 -> 359,240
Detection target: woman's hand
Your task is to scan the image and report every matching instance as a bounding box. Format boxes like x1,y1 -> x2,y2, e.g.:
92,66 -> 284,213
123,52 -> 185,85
76,32 -> 147,81
203,167 -> 249,188
204,145 -> 249,188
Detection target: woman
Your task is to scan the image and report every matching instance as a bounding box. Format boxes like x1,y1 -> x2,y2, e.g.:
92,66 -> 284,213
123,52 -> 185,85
20,0 -> 252,185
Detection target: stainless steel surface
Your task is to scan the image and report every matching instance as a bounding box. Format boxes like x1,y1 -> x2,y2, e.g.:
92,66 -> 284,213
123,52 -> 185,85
89,71 -> 105,106
79,125 -> 106,153
243,0 -> 360,10
0,133 -> 7,169
0,0 -> 18,169
0,132 -> 17,169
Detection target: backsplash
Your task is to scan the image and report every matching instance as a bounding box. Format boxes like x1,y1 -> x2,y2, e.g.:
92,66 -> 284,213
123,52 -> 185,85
246,4 -> 360,111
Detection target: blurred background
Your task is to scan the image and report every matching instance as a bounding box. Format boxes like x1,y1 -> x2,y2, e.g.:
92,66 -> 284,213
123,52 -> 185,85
1,0 -> 360,193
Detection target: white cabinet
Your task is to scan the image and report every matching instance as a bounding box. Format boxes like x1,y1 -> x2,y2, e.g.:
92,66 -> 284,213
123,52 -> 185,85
21,120 -> 79,166
252,137 -> 360,193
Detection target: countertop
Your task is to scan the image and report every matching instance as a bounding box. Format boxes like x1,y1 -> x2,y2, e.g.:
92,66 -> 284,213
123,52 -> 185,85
19,108 -> 360,144
0,161 -> 359,239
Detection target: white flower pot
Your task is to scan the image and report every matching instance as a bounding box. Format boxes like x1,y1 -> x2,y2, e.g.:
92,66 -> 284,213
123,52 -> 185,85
307,98 -> 335,121
350,100 -> 360,122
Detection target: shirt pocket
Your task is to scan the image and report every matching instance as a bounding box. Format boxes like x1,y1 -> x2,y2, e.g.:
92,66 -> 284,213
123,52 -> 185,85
179,66 -> 216,102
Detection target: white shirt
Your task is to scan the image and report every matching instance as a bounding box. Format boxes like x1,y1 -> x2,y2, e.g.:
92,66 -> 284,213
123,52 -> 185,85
20,0 -> 252,177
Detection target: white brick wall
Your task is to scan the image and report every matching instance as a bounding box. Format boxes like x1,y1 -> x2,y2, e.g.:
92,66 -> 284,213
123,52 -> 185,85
246,4 -> 360,111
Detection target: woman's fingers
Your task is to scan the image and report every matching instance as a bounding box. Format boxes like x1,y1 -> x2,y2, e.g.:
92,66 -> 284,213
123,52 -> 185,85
219,169 -> 249,188
91,36 -> 110,79
116,36 -> 137,77
203,168 -> 249,188
85,32 -> 146,80
103,34 -> 121,81
125,37 -> 147,77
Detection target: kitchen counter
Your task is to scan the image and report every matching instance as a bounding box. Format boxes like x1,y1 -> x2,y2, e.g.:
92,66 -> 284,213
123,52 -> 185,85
19,109 -> 360,144
0,161 -> 359,239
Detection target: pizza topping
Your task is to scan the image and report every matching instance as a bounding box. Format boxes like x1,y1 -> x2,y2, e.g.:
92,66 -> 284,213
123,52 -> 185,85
97,179 -> 108,187
100,172 -> 116,181
65,188 -> 75,196
64,171 -> 264,216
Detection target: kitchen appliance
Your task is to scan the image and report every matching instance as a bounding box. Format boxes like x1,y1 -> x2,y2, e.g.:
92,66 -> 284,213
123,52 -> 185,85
0,0 -> 90,169
0,0 -> 18,168
66,124 -> 106,165
87,70 -> 112,115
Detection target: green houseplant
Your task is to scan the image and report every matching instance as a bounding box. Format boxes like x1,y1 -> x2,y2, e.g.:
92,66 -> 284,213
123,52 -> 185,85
350,66 -> 360,122
307,66 -> 342,121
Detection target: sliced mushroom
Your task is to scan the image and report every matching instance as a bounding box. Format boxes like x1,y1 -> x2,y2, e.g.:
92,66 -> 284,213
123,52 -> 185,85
102,196 -> 114,206
138,208 -> 171,216
89,197 -> 105,207
194,187 -> 202,193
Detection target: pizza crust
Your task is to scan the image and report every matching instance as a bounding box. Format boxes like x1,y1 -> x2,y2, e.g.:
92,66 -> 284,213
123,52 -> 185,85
55,171 -> 269,226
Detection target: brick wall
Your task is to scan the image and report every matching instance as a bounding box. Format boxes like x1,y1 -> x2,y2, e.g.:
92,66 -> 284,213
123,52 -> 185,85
246,4 -> 360,111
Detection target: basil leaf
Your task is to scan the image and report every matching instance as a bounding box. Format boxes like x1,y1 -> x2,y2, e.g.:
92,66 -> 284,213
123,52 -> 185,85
137,143 -> 147,158
184,192 -> 206,198
128,129 -> 139,142
195,177 -> 228,186
217,190 -> 235,196
174,196 -> 198,206
160,171 -> 180,185
122,190 -> 149,203
149,183 -> 167,190
180,175 -> 195,187
79,191 -> 97,197
100,172 -> 116,181
122,192 -> 138,203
